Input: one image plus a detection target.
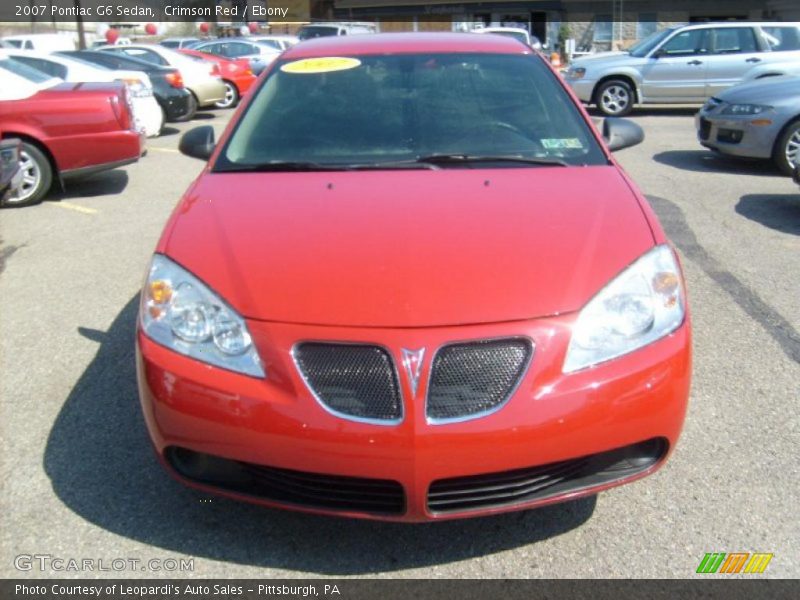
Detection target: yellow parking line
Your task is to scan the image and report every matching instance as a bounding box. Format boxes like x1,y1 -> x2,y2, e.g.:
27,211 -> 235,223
51,201 -> 97,215
148,147 -> 180,153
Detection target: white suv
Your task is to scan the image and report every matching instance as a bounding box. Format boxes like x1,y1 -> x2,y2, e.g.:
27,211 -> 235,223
297,22 -> 378,41
565,22 -> 800,116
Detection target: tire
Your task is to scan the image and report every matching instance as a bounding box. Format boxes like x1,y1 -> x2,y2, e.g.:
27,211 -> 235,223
772,119 -> 800,176
214,81 -> 239,109
1,142 -> 52,208
173,92 -> 198,122
595,79 -> 635,117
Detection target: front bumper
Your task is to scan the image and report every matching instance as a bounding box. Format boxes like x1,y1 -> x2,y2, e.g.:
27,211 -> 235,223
565,77 -> 597,103
157,88 -> 193,122
137,315 -> 691,522
695,111 -> 778,159
189,77 -> 227,107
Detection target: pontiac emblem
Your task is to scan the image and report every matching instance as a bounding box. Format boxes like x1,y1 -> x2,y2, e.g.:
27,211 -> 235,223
401,348 -> 425,396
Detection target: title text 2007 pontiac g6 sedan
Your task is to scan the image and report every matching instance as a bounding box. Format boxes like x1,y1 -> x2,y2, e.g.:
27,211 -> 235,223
136,34 -> 691,522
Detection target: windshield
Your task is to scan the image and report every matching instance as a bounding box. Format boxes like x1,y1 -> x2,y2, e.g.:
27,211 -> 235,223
628,28 -> 676,57
297,26 -> 339,40
218,53 -> 606,171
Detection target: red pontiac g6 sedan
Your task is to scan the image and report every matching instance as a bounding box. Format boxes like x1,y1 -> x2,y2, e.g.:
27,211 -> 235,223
137,34 -> 691,521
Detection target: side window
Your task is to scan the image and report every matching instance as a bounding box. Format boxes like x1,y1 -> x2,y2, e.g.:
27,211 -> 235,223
13,56 -> 66,78
227,42 -> 254,57
659,29 -> 708,56
201,42 -> 221,55
121,48 -> 164,65
711,27 -> 758,54
761,26 -> 800,52
24,40 -> 33,49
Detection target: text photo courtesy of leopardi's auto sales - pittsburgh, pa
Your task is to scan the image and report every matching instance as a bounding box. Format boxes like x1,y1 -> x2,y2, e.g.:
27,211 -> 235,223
0,0 -> 798,597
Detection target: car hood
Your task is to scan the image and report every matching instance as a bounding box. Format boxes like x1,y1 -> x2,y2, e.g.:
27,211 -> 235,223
162,167 -> 655,327
717,75 -> 800,105
572,52 -> 633,68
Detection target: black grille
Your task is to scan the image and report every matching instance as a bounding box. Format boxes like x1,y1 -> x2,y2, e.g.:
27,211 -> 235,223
166,447 -> 405,515
699,117 -> 712,141
427,438 -> 668,514
294,343 -> 402,422
426,338 -> 533,420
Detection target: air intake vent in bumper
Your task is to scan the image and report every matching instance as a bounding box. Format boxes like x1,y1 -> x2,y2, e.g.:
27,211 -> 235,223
166,447 -> 406,515
427,438 -> 668,514
294,342 -> 403,423
426,338 -> 533,421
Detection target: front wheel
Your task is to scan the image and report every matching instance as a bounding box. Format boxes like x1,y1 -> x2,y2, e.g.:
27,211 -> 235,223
595,80 -> 635,117
215,81 -> 239,109
773,119 -> 800,176
1,142 -> 53,208
173,92 -> 198,122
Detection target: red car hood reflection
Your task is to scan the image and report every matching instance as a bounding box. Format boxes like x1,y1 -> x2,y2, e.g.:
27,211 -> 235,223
162,166 -> 655,327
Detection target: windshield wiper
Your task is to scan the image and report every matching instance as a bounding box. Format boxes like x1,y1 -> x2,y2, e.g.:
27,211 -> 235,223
217,160 -> 442,172
217,161 -> 350,172
415,154 -> 569,167
217,155 -> 568,173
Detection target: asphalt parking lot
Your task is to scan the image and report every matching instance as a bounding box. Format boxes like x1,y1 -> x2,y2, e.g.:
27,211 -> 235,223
1,106 -> 798,578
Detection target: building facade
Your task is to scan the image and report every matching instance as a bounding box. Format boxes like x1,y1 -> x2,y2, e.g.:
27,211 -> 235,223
329,0 -> 795,52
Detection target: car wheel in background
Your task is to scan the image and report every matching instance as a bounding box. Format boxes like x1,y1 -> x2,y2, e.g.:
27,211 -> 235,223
595,80 -> 634,117
215,81 -> 239,109
773,119 -> 800,176
174,92 -> 198,122
1,143 -> 52,208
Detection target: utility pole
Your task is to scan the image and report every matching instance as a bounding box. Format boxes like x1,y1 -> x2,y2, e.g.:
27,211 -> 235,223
75,0 -> 86,49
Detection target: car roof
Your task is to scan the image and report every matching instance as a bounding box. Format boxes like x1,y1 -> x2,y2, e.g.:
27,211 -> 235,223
284,32 -> 531,59
479,27 -> 529,34
680,21 -> 800,30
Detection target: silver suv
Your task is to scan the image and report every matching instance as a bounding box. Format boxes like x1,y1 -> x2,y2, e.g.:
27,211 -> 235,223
565,22 -> 800,116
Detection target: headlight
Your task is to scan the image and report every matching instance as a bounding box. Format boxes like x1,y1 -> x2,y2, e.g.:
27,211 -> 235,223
563,245 -> 685,373
568,67 -> 586,79
720,103 -> 772,116
140,254 -> 265,377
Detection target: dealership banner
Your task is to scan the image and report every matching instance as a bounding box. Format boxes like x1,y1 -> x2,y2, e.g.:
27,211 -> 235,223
0,0 -> 306,22
0,0 -> 783,23
1,580 -> 798,600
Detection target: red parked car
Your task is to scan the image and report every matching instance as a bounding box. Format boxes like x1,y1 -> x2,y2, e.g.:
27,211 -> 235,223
0,55 -> 143,207
137,34 -> 691,521
179,48 -> 255,109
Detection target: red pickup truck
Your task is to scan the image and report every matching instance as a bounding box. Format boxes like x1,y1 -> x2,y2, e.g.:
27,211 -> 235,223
0,55 -> 143,207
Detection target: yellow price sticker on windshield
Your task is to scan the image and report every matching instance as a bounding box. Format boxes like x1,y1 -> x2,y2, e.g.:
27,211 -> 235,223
281,57 -> 362,74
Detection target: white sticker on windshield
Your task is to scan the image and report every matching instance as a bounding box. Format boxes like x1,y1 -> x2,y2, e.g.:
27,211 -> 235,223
541,138 -> 584,150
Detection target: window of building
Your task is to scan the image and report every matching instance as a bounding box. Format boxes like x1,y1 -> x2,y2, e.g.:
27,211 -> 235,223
594,15 -> 613,42
637,14 -> 657,40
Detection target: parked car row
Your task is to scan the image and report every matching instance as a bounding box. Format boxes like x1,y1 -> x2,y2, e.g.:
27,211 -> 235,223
0,55 -> 143,207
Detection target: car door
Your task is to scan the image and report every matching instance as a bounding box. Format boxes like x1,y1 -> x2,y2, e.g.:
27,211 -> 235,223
704,27 -> 765,98
639,28 -> 710,102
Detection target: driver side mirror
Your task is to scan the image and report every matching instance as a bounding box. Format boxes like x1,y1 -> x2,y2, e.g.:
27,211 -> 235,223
652,48 -> 666,58
179,125 -> 216,161
603,118 -> 644,152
